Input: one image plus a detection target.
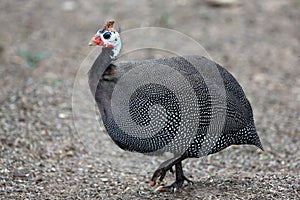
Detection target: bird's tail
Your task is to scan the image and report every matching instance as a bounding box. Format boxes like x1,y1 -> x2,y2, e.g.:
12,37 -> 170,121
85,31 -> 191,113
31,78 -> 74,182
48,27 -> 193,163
232,121 -> 264,151
254,137 -> 264,151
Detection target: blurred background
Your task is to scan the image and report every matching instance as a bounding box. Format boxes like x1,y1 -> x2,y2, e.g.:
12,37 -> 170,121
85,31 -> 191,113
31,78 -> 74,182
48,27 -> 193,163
0,0 -> 299,199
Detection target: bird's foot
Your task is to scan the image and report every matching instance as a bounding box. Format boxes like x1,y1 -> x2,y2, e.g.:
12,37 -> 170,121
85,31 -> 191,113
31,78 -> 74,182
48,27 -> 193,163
149,168 -> 168,187
149,166 -> 178,186
154,175 -> 193,192
149,157 -> 189,192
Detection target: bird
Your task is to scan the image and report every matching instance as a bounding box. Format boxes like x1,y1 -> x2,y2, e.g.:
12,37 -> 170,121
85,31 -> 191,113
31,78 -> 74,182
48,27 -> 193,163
87,19 -> 263,191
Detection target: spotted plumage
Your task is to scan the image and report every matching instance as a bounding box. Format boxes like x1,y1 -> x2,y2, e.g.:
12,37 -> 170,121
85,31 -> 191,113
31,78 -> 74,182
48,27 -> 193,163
88,20 -> 263,191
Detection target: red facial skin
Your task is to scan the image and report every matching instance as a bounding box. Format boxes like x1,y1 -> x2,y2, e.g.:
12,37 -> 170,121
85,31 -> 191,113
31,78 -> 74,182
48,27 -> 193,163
91,34 -> 103,45
89,34 -> 114,48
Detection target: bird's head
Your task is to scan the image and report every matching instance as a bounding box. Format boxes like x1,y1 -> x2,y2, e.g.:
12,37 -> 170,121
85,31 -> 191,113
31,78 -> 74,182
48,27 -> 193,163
88,19 -> 121,59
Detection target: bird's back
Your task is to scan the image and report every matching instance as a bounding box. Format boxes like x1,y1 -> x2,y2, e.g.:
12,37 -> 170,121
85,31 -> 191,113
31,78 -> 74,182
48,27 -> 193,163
94,55 -> 263,157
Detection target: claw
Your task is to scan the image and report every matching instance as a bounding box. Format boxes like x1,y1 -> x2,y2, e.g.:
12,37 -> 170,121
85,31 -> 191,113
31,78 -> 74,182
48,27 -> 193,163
149,180 -> 156,187
152,172 -> 193,192
150,169 -> 162,187
154,186 -> 165,192
150,157 -> 190,192
150,168 -> 168,187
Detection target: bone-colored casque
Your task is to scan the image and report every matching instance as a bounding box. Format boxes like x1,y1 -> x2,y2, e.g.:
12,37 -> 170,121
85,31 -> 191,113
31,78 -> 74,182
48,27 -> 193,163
87,19 -> 263,191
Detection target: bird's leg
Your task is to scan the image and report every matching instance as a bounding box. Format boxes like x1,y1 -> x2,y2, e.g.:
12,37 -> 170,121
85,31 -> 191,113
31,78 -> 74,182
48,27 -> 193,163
169,162 -> 193,190
150,156 -> 182,187
154,161 -> 193,192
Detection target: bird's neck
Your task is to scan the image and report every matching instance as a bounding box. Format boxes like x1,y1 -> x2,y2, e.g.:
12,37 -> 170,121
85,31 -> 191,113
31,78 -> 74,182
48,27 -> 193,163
88,48 -> 114,96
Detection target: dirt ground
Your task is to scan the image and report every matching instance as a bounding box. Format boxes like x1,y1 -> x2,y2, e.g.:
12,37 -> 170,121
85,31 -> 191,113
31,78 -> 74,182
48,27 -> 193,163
0,0 -> 299,199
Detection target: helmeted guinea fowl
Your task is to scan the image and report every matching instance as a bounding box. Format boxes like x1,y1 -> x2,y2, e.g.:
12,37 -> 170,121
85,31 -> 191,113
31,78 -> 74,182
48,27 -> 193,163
88,19 -> 263,191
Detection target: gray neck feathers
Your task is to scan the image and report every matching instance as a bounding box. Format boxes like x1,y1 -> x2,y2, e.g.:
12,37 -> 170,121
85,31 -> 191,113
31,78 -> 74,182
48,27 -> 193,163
88,48 -> 114,96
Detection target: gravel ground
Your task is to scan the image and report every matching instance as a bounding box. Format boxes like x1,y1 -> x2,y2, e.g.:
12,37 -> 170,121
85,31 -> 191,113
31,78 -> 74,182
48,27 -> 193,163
0,0 -> 299,199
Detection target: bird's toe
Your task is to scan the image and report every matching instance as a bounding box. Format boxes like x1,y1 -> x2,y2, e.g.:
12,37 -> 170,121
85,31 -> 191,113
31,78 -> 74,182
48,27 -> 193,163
150,168 -> 168,187
153,175 -> 193,192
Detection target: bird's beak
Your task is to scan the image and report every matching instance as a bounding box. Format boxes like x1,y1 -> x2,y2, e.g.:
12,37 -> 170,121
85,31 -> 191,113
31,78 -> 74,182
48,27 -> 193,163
88,34 -> 104,46
88,40 -> 97,46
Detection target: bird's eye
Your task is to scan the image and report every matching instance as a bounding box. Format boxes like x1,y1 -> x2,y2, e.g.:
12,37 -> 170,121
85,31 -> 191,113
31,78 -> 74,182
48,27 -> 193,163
103,32 -> 112,40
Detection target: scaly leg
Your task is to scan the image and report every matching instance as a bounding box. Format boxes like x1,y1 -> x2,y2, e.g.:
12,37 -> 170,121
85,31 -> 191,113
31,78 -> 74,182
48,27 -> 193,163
150,157 -> 182,186
150,156 -> 193,191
